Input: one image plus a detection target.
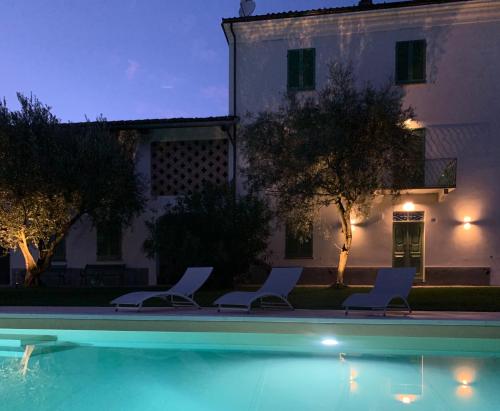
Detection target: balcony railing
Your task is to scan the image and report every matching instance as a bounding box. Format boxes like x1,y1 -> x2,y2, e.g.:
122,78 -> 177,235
423,158 -> 457,189
388,158 -> 457,190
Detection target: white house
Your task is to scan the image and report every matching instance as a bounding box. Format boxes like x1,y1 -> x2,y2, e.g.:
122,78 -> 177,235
222,0 -> 500,285
4,0 -> 500,286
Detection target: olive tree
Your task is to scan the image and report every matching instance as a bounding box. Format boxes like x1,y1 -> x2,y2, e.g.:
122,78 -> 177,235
0,94 -> 145,286
242,64 -> 417,285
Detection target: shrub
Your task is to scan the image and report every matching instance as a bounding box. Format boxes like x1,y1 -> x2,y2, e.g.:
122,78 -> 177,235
143,183 -> 272,288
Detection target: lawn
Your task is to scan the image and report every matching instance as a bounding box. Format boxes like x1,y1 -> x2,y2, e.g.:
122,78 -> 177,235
0,286 -> 499,311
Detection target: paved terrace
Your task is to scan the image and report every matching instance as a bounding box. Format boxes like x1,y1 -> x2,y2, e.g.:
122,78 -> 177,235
0,306 -> 499,323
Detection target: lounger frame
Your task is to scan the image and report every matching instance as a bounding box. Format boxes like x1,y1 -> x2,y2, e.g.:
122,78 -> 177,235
342,267 -> 416,316
214,267 -> 303,313
111,267 -> 213,311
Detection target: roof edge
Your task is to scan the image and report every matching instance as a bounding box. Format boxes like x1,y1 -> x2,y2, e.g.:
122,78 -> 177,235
64,116 -> 239,130
221,0 -> 475,24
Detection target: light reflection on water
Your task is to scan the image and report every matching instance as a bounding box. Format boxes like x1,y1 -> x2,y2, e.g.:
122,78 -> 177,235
0,345 -> 498,411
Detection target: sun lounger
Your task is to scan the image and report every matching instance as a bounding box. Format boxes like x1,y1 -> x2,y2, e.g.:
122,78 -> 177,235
111,266 -> 213,311
342,267 -> 416,316
214,267 -> 303,312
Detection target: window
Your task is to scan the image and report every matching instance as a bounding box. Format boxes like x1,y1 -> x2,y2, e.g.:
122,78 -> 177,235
287,48 -> 316,91
396,40 -> 426,84
285,223 -> 313,259
97,223 -> 122,261
52,238 -> 66,262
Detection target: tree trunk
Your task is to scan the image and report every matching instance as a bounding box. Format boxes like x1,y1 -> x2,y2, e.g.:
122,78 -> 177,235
18,232 -> 40,287
17,218 -> 77,287
335,202 -> 352,286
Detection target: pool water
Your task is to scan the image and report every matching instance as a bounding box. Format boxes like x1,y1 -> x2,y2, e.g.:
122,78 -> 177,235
0,330 -> 498,411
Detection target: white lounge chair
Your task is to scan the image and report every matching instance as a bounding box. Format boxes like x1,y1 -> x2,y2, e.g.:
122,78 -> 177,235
214,267 -> 303,312
111,266 -> 213,311
342,267 -> 416,316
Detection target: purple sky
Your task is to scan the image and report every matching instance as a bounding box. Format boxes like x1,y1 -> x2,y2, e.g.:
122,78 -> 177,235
1,0 -> 397,121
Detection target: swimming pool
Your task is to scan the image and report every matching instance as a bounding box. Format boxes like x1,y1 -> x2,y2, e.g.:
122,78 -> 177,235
0,314 -> 498,410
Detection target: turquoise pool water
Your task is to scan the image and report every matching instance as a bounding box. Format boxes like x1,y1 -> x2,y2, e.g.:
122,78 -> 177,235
0,328 -> 498,411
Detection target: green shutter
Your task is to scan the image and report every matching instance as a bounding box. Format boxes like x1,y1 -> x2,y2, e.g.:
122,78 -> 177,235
287,50 -> 301,89
396,40 -> 426,84
396,41 -> 409,83
302,48 -> 316,89
411,40 -> 426,81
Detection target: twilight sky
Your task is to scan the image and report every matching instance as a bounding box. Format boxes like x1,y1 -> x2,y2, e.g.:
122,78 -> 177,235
1,0 -> 397,121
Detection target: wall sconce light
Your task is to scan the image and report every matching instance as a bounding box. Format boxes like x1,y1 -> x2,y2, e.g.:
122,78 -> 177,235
464,216 -> 472,230
403,202 -> 415,212
350,218 -> 357,232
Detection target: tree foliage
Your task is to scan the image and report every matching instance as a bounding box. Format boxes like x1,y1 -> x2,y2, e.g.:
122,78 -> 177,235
0,94 -> 145,286
143,183 -> 272,288
242,63 -> 417,284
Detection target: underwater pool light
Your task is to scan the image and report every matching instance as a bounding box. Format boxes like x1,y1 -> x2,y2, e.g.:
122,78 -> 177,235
321,338 -> 339,346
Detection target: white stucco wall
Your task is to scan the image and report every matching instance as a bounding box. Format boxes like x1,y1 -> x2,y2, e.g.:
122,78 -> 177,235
226,0 -> 500,284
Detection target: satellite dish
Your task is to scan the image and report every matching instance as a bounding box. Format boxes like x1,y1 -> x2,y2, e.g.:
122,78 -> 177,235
239,0 -> 256,17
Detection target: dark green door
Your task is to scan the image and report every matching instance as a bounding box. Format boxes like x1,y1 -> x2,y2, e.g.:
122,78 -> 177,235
393,222 -> 424,280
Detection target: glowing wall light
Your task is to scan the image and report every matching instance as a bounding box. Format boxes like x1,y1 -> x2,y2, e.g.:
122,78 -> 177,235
404,118 -> 423,129
350,218 -> 357,232
463,216 -> 472,230
403,202 -> 415,212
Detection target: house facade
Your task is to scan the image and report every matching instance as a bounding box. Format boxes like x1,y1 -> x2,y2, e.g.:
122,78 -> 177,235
222,0 -> 500,285
3,0 -> 500,286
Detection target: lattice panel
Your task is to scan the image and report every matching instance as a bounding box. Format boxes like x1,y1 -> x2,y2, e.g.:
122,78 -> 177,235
151,139 -> 229,196
393,211 -> 424,222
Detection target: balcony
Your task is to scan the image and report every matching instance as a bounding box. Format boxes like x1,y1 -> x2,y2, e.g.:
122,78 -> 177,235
418,158 -> 457,189
383,158 -> 457,200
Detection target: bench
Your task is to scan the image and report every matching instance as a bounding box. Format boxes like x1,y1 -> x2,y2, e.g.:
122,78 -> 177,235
80,264 -> 126,287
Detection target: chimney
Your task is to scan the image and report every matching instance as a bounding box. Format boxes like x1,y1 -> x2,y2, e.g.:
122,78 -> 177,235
358,0 -> 373,6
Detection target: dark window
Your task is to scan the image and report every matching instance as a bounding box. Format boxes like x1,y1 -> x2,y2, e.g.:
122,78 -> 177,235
97,223 -> 122,261
285,223 -> 313,259
287,48 -> 316,91
396,40 -> 426,84
52,238 -> 66,262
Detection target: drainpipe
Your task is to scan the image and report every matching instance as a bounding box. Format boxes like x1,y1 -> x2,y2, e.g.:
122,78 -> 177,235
229,22 -> 238,196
